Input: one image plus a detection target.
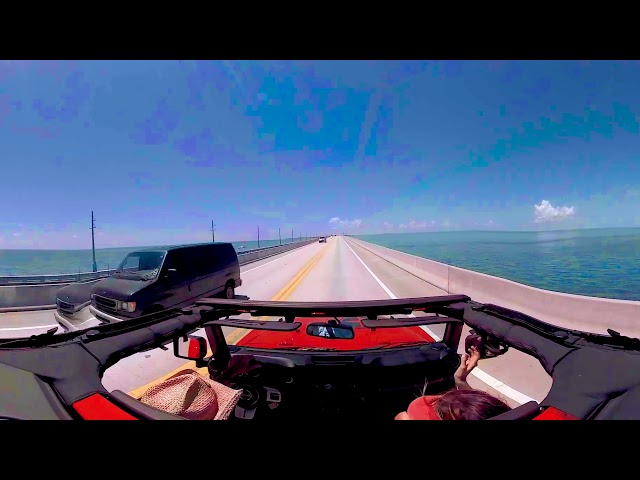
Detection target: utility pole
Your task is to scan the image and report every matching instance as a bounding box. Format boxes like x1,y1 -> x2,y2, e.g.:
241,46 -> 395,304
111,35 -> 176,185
257,225 -> 260,248
91,211 -> 97,272
279,227 -> 281,245
211,221 -> 215,242
291,229 -> 293,243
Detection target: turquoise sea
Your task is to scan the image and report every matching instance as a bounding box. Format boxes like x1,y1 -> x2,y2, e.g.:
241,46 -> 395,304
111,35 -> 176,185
354,228 -> 640,301
0,239 -> 298,277
1,229 -> 639,301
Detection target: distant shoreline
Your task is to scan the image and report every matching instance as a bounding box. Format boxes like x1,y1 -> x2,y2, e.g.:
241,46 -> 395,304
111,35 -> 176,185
0,227 -> 637,251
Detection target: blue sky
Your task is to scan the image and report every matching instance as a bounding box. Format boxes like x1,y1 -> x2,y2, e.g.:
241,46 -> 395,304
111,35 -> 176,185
1,60 -> 639,249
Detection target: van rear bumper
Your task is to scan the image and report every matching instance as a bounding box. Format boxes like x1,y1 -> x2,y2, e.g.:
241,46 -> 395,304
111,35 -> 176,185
54,307 -> 105,332
236,278 -> 243,288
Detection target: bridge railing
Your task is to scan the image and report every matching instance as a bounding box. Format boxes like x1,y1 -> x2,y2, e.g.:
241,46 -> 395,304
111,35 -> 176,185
0,240 -> 319,286
347,236 -> 640,339
0,239 -> 321,308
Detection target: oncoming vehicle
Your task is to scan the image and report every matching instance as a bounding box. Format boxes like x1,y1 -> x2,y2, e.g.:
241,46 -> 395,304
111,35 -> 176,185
54,243 -> 242,332
1,295 -> 639,420
319,237 -> 327,243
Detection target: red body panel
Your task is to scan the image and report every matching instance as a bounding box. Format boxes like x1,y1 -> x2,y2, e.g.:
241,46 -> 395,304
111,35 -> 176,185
533,407 -> 578,420
236,317 -> 435,351
73,394 -> 138,420
188,338 -> 202,358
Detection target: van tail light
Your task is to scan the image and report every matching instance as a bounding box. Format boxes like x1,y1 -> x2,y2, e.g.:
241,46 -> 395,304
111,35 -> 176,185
72,394 -> 138,420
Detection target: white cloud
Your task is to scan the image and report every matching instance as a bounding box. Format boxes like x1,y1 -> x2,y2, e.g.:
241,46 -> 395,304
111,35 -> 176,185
534,200 -> 575,223
625,188 -> 639,198
398,220 -> 436,230
328,217 -> 364,229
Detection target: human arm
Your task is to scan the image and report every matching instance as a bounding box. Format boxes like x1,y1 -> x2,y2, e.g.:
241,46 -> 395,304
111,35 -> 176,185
454,345 -> 481,390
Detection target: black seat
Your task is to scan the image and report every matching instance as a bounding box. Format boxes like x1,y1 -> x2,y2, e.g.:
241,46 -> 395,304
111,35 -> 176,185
487,401 -> 541,420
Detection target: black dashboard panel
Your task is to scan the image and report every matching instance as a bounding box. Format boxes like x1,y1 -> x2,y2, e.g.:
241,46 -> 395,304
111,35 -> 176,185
0,363 -> 72,420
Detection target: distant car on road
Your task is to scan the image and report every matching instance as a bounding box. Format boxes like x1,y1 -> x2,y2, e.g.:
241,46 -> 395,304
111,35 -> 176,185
55,243 -> 242,331
319,237 -> 327,243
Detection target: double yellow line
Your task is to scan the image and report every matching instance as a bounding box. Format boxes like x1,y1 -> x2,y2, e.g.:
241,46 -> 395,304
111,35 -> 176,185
128,245 -> 327,398
272,248 -> 325,302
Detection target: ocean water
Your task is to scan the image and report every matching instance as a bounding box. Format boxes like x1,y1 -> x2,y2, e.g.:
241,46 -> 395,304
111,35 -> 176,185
2,230 -> 639,301
0,239 -> 303,277
354,228 -> 640,301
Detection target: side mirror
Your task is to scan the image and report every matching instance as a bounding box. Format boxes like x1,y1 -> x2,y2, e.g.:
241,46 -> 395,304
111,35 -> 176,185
306,322 -> 354,339
173,335 -> 208,362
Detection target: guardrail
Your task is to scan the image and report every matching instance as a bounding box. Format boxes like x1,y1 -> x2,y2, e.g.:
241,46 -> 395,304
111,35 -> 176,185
0,240 -> 318,286
0,239 -> 319,309
346,237 -> 640,339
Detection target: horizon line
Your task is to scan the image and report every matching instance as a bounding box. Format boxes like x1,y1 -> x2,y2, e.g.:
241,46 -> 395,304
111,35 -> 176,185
1,226 -> 639,250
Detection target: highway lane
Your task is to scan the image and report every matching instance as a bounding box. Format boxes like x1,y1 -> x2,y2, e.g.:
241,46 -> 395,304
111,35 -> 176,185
341,237 -> 552,407
121,235 -> 551,405
103,240 -> 327,393
253,235 -> 550,406
0,236 -> 552,406
0,243 -> 324,339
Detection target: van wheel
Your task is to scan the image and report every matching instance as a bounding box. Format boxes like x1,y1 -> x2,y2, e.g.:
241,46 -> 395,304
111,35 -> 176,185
224,282 -> 235,299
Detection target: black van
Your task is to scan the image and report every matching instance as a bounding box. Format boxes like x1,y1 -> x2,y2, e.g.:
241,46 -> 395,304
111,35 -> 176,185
85,243 -> 242,324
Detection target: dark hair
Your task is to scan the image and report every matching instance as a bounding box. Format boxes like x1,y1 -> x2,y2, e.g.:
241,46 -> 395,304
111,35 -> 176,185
435,389 -> 511,420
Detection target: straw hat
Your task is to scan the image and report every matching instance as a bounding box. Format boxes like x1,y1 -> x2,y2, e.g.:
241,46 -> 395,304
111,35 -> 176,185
140,369 -> 242,420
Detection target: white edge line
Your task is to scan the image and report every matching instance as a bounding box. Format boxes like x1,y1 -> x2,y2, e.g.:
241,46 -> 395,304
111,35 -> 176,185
343,238 -> 397,299
342,237 -> 537,405
0,324 -> 59,332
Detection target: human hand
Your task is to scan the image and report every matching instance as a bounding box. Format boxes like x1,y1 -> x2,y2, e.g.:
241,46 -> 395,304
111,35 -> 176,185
454,345 -> 481,384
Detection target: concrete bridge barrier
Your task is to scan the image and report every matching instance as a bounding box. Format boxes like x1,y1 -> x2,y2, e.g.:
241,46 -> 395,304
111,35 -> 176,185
0,239 -> 318,310
347,237 -> 640,338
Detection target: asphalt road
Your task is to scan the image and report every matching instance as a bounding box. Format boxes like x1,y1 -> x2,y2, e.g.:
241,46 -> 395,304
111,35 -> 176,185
0,236 -> 552,405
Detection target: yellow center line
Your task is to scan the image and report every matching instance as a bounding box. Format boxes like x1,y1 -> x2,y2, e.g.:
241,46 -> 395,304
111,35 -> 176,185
127,245 -> 327,398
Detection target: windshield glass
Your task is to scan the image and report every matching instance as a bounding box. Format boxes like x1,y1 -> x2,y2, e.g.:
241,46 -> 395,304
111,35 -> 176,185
115,251 -> 166,279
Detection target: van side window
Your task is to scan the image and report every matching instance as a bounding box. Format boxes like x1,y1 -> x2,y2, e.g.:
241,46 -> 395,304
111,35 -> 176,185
213,244 -> 235,270
210,245 -> 223,271
186,246 -> 207,277
224,245 -> 236,266
167,250 -> 192,279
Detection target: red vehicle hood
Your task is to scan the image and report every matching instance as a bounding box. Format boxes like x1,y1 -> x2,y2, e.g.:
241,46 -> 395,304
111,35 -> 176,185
236,317 -> 435,351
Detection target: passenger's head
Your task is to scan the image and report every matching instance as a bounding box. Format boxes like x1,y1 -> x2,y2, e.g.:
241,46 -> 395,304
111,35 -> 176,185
405,389 -> 511,420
